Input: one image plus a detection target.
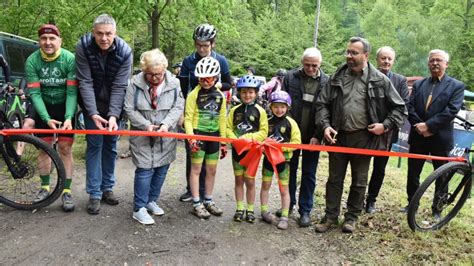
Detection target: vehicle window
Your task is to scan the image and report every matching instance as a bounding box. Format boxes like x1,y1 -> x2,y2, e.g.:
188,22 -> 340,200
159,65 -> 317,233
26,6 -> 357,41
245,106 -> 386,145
5,42 -> 24,74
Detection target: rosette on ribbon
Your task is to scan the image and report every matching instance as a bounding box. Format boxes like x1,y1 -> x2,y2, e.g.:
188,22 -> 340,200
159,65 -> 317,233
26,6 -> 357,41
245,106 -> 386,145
232,137 -> 286,177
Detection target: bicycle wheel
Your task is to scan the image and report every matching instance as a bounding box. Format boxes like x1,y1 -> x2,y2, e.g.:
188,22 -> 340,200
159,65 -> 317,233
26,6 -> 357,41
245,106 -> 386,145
407,161 -> 472,231
0,134 -> 66,210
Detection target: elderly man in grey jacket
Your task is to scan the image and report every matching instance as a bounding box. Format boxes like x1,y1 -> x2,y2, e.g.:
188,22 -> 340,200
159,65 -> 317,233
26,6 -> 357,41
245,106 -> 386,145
124,48 -> 184,225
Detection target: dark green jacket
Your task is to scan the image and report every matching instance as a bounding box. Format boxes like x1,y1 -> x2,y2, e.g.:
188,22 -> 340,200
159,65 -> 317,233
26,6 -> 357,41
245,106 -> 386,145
316,63 -> 407,151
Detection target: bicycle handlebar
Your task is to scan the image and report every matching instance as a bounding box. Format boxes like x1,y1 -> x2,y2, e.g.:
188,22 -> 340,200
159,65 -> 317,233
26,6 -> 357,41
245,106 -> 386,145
455,115 -> 473,130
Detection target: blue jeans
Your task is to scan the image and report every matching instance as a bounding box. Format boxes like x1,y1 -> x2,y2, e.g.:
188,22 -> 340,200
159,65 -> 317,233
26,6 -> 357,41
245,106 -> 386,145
84,115 -> 120,199
289,149 -> 320,215
134,164 -> 170,211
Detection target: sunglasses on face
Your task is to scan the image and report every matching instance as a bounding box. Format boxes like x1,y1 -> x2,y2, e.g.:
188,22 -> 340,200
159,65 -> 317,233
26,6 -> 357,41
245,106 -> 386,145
199,77 -> 215,83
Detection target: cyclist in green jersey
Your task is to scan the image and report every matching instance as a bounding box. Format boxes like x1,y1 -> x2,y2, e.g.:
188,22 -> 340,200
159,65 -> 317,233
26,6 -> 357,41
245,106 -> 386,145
25,24 -> 77,212
227,75 -> 268,223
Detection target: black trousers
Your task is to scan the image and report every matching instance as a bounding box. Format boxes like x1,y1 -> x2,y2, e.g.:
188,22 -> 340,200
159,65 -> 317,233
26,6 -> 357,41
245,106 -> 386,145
366,143 -> 394,203
325,130 -> 372,221
407,141 -> 448,205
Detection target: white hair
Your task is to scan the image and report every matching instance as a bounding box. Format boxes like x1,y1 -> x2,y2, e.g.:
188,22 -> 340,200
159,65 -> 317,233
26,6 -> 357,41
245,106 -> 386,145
140,49 -> 168,70
429,49 -> 449,62
376,46 -> 396,59
301,47 -> 322,62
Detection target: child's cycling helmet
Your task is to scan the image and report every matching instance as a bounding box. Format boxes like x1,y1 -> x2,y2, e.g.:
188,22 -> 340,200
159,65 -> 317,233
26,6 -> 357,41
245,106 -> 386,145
269,90 -> 292,107
193,24 -> 217,42
236,75 -> 260,91
195,57 -> 221,77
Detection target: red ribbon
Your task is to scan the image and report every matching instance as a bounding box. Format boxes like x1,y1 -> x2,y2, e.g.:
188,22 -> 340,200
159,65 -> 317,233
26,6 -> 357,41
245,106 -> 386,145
1,129 -> 467,169
233,138 -> 286,177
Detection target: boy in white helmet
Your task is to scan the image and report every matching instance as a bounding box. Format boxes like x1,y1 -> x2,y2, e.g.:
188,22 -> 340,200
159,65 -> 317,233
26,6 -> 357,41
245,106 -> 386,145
184,57 -> 227,219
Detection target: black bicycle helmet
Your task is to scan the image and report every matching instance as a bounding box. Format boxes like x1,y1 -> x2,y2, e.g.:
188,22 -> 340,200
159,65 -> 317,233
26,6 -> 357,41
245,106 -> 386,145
276,68 -> 287,78
193,23 -> 217,42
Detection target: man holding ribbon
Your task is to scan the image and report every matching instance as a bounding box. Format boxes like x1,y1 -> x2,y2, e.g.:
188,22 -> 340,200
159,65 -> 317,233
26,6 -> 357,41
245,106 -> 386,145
404,49 -> 464,217
76,14 -> 132,215
316,37 -> 406,233
26,24 -> 77,212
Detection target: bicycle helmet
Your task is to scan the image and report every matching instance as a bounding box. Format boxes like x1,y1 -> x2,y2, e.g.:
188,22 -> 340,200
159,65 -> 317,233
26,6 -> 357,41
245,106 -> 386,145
276,69 -> 287,78
194,57 -> 220,77
236,75 -> 260,91
193,23 -> 217,42
269,90 -> 292,107
172,62 -> 182,69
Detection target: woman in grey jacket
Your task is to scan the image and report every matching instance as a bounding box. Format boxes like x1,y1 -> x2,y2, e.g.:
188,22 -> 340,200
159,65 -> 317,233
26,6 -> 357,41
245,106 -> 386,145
124,49 -> 184,225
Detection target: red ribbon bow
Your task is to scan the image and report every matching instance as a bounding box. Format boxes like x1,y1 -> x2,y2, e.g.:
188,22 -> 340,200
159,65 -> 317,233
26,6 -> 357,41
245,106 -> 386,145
232,138 -> 286,177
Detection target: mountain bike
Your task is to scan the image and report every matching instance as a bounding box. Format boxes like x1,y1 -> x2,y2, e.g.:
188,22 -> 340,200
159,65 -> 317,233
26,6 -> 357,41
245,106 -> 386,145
0,84 -> 66,210
407,115 -> 473,231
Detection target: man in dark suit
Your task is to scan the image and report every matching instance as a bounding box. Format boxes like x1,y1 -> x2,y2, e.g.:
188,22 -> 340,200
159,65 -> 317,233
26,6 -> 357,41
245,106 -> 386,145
405,49 -> 465,217
366,46 -> 409,214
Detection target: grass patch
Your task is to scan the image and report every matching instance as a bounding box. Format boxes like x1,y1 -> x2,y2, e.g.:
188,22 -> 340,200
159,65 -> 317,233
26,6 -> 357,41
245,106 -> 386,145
72,134 -> 86,164
313,154 -> 473,264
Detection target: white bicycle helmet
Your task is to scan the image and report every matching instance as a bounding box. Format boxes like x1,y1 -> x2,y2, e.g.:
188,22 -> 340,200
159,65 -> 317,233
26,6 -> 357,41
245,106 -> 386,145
194,57 -> 221,78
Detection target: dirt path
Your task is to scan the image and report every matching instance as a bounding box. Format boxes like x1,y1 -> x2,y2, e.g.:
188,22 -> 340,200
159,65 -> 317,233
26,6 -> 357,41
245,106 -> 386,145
0,138 -> 348,264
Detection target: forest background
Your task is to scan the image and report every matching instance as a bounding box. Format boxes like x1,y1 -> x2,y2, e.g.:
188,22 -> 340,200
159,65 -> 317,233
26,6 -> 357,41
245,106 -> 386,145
1,0 -> 472,89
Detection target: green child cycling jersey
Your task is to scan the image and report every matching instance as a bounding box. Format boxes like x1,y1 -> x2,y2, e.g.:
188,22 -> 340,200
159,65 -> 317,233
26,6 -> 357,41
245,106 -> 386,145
26,48 -> 77,123
267,114 -> 301,157
227,103 -> 268,141
184,85 -> 227,138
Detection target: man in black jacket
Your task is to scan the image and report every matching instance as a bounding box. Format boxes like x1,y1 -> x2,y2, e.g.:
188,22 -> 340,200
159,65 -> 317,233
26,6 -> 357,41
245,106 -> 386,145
316,37 -> 406,233
366,46 -> 409,214
282,47 -> 329,227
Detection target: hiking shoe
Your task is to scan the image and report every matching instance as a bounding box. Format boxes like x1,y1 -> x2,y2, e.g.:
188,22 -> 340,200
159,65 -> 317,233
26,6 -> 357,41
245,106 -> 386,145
87,199 -> 100,215
314,217 -> 338,233
34,188 -> 49,202
342,219 -> 356,233
233,210 -> 244,222
299,213 -> 312,227
365,201 -> 376,214
277,217 -> 289,230
61,192 -> 75,212
133,207 -> 155,225
146,202 -> 164,216
192,204 -> 211,219
179,191 -> 192,202
102,191 -> 119,205
261,211 -> 275,224
245,210 -> 256,223
204,201 -> 223,216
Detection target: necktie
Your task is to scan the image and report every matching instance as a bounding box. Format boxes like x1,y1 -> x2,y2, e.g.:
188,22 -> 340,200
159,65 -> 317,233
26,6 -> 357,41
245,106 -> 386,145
425,82 -> 437,111
150,86 -> 158,109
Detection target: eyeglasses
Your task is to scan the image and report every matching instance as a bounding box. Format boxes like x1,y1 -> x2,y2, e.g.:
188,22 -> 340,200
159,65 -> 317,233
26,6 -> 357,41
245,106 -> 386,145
344,50 -> 361,57
195,43 -> 211,49
303,63 -> 319,69
145,72 -> 165,79
428,58 -> 446,63
199,77 -> 215,83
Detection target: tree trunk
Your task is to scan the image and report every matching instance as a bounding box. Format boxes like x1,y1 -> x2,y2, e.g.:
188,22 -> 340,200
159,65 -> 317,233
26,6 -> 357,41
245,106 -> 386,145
151,4 -> 160,49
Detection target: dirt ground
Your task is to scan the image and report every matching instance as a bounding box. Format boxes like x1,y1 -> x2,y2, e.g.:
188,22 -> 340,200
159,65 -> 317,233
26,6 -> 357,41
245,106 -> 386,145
0,138 -> 357,264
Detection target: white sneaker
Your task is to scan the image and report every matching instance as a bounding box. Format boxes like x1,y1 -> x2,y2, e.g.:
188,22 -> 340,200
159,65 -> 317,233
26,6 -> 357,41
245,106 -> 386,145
133,207 -> 155,225
146,202 -> 164,216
